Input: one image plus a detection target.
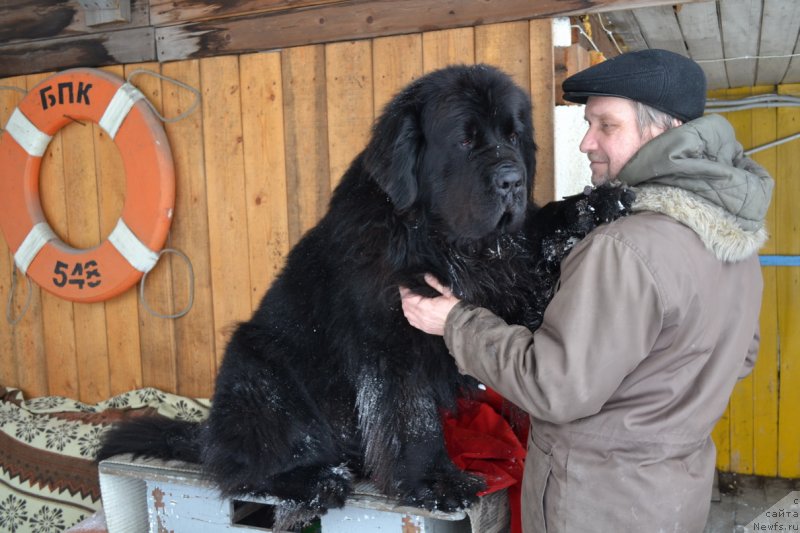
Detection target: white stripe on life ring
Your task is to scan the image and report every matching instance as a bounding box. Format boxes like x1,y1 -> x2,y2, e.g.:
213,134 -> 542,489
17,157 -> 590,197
5,108 -> 52,157
99,83 -> 145,140
15,222 -> 57,274
108,218 -> 159,273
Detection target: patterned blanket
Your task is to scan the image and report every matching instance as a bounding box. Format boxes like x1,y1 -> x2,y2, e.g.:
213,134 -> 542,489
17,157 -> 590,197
0,386 -> 209,533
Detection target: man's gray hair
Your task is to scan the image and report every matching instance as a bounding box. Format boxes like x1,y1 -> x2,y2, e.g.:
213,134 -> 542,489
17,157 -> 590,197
634,101 -> 682,135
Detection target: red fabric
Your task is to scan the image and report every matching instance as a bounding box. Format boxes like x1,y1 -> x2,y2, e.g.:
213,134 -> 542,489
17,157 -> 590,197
443,389 -> 528,533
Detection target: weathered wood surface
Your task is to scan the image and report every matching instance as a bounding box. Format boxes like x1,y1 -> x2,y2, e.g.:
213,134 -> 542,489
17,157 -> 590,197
0,0 -> 149,44
152,0 -> 702,62
604,0 -> 800,89
0,27 -> 156,78
0,0 -> 701,77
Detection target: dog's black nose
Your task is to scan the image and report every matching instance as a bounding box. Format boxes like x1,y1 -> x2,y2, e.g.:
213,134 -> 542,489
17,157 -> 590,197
493,166 -> 524,194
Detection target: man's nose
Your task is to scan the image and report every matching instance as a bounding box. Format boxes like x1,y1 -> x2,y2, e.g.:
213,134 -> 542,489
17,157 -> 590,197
579,130 -> 596,154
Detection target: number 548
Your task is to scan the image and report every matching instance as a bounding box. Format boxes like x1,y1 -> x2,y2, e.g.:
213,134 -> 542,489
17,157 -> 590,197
52,260 -> 102,289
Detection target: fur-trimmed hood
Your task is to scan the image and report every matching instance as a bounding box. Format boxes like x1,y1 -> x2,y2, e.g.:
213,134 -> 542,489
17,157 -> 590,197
618,113 -> 774,262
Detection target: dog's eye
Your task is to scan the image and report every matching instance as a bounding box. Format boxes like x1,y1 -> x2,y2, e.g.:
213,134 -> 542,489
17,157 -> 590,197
461,125 -> 477,148
508,132 -> 519,145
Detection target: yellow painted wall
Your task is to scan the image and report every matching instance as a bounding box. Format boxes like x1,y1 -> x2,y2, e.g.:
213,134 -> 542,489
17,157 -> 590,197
710,86 -> 800,478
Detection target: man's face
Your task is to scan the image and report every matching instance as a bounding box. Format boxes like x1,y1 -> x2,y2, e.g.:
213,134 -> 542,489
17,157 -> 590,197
579,96 -> 668,186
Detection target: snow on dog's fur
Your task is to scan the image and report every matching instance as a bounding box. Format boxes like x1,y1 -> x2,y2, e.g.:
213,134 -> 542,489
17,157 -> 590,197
98,64 -> 632,530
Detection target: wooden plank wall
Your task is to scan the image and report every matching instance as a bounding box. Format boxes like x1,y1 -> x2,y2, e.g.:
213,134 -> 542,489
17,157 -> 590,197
0,20 -> 556,401
1,24 -> 798,478
709,85 -> 800,478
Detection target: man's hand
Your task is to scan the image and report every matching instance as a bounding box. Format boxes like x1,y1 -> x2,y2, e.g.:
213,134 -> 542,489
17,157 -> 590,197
399,274 -> 461,336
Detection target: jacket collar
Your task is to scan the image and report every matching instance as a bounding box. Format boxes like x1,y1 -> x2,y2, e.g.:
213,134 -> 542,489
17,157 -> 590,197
632,185 -> 769,262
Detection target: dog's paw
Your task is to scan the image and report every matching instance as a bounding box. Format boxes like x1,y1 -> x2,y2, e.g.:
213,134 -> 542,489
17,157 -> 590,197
313,464 -> 355,509
245,463 -> 354,511
554,183 -> 635,239
401,469 -> 485,512
584,183 -> 636,224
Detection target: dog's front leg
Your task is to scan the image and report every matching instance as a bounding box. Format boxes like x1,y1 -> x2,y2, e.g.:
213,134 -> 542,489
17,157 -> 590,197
355,366 -> 485,511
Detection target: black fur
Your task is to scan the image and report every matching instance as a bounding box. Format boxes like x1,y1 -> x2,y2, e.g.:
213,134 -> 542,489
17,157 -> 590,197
98,64 -> 632,528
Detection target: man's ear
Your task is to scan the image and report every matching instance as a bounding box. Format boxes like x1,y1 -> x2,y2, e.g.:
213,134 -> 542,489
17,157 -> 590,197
362,99 -> 422,211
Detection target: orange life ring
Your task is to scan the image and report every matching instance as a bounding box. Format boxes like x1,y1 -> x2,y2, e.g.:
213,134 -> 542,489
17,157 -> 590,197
0,68 -> 175,303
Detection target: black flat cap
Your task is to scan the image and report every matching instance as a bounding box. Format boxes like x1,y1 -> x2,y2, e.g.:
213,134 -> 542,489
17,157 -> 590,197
562,49 -> 707,122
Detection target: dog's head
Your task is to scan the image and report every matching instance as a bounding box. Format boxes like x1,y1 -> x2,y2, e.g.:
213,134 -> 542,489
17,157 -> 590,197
363,64 -> 536,245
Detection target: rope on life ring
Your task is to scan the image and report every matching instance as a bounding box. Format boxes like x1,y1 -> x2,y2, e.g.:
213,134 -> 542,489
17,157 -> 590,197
0,68 -> 175,304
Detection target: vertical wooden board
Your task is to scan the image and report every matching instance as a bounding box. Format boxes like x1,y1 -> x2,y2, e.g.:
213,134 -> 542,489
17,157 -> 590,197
5,74 -> 48,399
0,76 -> 31,392
554,44 -> 591,105
58,91 -> 110,404
28,70 -> 81,399
325,41 -> 374,191
529,18 -> 555,205
776,83 -> 800,477
240,51 -> 291,311
200,55 -> 253,364
162,58 -> 217,398
750,88 -> 779,477
725,87 -> 755,475
750,88 -> 781,256
9,277 -> 47,398
475,21 -> 530,92
372,34 -> 422,116
281,45 -> 331,245
91,65 -> 144,396
0,239 -> 16,389
123,62 -> 178,393
6,76 -> 47,397
421,27 -> 475,73
755,265 -> 779,476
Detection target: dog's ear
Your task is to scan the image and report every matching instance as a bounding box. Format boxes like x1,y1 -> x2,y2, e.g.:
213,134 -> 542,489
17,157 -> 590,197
363,101 -> 421,211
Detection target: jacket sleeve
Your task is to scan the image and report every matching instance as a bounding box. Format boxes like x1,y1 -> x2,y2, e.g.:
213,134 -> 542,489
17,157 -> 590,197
443,232 -> 666,424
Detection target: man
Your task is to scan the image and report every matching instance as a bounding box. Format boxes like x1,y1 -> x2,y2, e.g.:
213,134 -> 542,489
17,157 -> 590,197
400,49 -> 774,532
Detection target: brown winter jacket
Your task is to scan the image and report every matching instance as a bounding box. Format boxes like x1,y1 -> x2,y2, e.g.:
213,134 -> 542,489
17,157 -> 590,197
443,114 -> 773,532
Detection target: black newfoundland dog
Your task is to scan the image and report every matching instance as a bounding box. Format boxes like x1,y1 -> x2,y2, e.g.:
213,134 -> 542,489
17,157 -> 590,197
99,64 -> 631,527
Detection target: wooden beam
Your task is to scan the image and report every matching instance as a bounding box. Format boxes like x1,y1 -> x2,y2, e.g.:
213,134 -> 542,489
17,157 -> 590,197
0,0 -> 702,76
0,27 -> 155,78
0,0 -> 148,45
153,0 -> 703,61
586,14 -> 624,58
756,0 -> 800,86
148,0 -> 704,26
602,9 -> 648,52
148,0 -> 338,25
677,2 -> 728,89
629,5 -> 686,55
718,0 -> 761,88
